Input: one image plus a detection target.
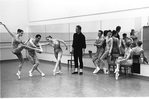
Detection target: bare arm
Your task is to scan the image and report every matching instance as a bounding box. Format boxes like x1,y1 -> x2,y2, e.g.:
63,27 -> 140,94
125,50 -> 132,60
0,22 -> 15,38
94,41 -> 104,47
94,39 -> 101,47
59,39 -> 68,50
41,42 -> 50,46
109,38 -> 113,55
141,49 -> 145,59
121,49 -> 132,62
119,39 -> 122,47
129,37 -> 133,44
141,50 -> 148,64
23,38 -> 31,45
94,39 -> 98,46
29,38 -> 37,48
38,43 -> 43,52
117,39 -> 121,54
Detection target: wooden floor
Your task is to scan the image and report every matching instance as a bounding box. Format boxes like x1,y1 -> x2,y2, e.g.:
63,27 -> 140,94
1,60 -> 149,97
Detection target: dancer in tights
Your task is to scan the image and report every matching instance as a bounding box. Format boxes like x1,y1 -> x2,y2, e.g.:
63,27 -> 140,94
100,30 -> 113,74
115,42 -> 133,80
26,34 -> 45,77
92,30 -> 105,74
0,22 -> 40,80
43,35 -> 68,75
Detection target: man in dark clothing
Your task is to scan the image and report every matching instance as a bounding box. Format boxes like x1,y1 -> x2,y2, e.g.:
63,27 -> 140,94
72,25 -> 86,75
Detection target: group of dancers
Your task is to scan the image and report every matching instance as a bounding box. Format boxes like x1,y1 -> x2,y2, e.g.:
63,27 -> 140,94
92,26 -> 148,80
0,22 -> 68,80
0,22 -> 148,80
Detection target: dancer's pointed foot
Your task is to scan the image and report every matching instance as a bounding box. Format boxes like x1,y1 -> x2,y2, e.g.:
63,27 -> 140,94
29,71 -> 33,77
41,73 -> 45,77
115,72 -> 119,80
16,72 -> 21,80
93,67 -> 100,74
103,68 -> 107,74
106,70 -> 110,75
53,70 -> 56,76
93,68 -> 97,73
56,71 -> 62,74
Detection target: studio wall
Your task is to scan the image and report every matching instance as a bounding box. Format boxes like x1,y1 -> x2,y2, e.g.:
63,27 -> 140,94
0,0 -> 28,60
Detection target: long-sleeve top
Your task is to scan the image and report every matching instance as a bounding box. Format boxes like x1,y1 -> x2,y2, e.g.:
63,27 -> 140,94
72,32 -> 86,50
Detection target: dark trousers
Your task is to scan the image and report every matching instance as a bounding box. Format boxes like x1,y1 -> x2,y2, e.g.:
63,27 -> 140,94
73,49 -> 83,69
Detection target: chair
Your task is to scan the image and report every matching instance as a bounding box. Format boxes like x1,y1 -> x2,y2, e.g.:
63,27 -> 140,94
119,54 -> 134,76
108,54 -> 118,73
108,60 -> 116,72
67,51 -> 74,70
109,54 -> 133,80
120,64 -> 133,76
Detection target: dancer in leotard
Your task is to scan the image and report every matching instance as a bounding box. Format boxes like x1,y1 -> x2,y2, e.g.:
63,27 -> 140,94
0,22 -> 39,80
92,30 -> 105,74
115,42 -> 133,80
100,30 -> 113,74
26,34 -> 45,77
43,35 -> 68,75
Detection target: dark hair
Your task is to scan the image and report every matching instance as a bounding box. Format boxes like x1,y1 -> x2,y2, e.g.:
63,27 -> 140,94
17,29 -> 23,33
130,29 -> 135,35
108,30 -> 112,33
137,40 -> 143,46
36,34 -> 41,38
123,33 -> 127,37
46,35 -> 52,39
76,25 -> 82,30
98,30 -> 103,35
131,29 -> 135,32
116,26 -> 121,32
112,30 -> 116,36
103,30 -> 108,37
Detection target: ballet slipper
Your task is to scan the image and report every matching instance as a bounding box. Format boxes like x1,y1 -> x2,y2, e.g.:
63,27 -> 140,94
41,73 -> 45,77
29,71 -> 33,77
16,72 -> 21,80
115,72 -> 119,80
56,71 -> 62,74
53,70 -> 56,76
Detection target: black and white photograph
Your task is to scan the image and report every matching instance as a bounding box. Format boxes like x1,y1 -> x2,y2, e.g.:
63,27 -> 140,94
0,0 -> 149,98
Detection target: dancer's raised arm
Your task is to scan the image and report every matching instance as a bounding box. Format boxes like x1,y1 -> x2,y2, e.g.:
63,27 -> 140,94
0,22 -> 15,38
59,39 -> 68,50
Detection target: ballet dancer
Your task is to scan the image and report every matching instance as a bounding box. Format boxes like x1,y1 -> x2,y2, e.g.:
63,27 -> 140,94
26,34 -> 45,77
92,30 -> 105,74
43,35 -> 68,75
115,42 -> 133,80
100,30 -> 113,74
0,22 -> 40,80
